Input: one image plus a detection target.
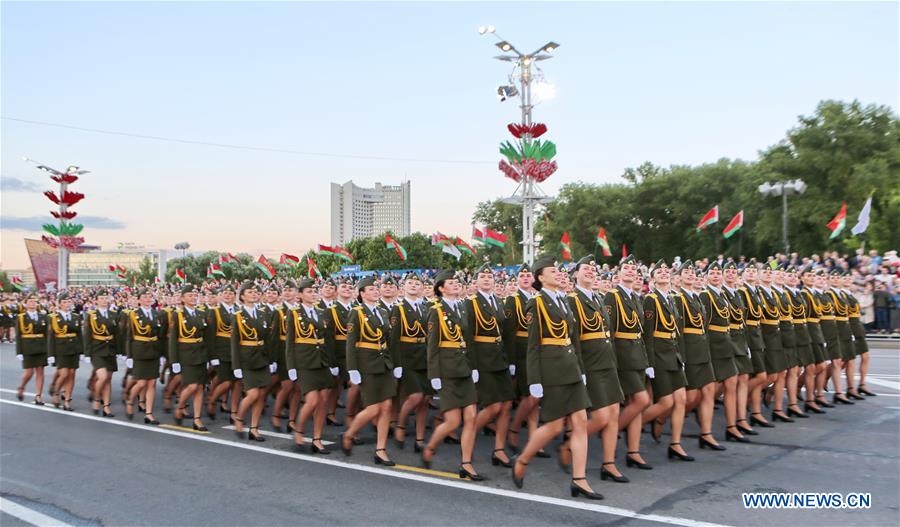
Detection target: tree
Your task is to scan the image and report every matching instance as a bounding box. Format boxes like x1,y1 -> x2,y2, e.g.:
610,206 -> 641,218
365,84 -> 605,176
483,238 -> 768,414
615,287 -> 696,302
471,199 -> 524,264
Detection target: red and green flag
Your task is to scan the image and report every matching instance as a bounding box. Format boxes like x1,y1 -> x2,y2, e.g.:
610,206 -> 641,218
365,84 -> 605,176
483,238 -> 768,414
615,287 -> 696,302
280,253 -> 300,267
696,205 -> 719,231
385,234 -> 408,261
219,253 -> 238,266
827,202 -> 847,239
471,226 -> 485,244
306,255 -> 321,279
318,244 -> 354,262
11,277 -> 25,291
455,237 -> 477,256
483,227 -> 507,248
255,255 -> 276,279
174,268 -> 186,284
596,228 -> 612,257
560,231 -> 572,260
621,243 -> 628,259
209,263 -> 225,277
723,210 -> 743,239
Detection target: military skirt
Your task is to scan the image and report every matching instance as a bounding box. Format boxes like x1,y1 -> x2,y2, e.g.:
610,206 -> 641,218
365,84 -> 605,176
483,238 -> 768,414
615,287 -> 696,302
360,372 -> 396,407
181,363 -> 208,386
587,367 -> 623,410
477,369 -> 515,406
512,337 -> 529,398
91,355 -> 118,372
711,356 -> 738,381
275,354 -> 290,382
438,376 -> 477,411
22,353 -> 47,369
651,367 -> 687,401
216,360 -> 236,382
618,368 -> 648,397
796,344 -> 815,366
823,337 -> 842,361
734,355 -> 753,375
685,361 -> 715,390
55,354 -> 79,369
540,381 -> 590,423
750,346 -> 766,375
242,366 -> 270,390
850,321 -> 868,354
810,343 -> 826,364
840,338 -> 855,361
400,367 -> 434,398
132,358 -> 159,380
299,367 -> 332,396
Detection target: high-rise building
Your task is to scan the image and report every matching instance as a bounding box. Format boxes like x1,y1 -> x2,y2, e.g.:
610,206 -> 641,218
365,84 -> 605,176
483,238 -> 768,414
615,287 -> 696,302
330,181 -> 410,246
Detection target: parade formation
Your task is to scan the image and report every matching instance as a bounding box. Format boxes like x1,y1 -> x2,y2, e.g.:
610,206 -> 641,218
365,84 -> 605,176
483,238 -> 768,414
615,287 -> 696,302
4,254 -> 879,501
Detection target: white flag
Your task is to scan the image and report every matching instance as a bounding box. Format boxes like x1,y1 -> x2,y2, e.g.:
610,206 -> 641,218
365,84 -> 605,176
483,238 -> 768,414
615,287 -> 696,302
441,243 -> 461,260
851,196 -> 872,236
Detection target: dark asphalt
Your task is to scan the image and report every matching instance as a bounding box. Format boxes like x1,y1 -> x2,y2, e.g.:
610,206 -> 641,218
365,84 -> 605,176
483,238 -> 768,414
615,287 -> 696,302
1,341 -> 898,526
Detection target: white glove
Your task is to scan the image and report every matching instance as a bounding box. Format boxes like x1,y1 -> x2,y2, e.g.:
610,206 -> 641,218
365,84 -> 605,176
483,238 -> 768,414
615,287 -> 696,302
747,348 -> 752,358
80,354 -> 89,363
159,356 -> 166,366
234,368 -> 243,379
125,358 -> 134,368
211,359 -> 220,366
16,354 -> 23,361
529,383 -> 544,398
349,370 -> 362,385
582,374 -> 587,385
393,366 -> 403,379
117,354 -> 125,360
508,364 -> 516,376
48,356 -> 56,366
329,367 -> 339,377
645,367 -> 655,379
472,369 -> 480,383
172,363 -> 182,374
288,369 -> 298,381
269,362 -> 278,374
430,378 -> 442,391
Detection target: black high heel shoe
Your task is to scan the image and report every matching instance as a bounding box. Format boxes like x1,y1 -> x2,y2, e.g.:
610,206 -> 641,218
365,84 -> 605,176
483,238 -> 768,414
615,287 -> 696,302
750,412 -> 775,428
138,400 -> 146,413
145,414 -> 160,426
248,426 -> 266,442
857,384 -> 877,397
600,462 -> 629,483
804,401 -> 826,414
667,443 -> 695,461
326,413 -> 340,426
736,419 -> 758,435
847,390 -> 865,401
174,407 -> 185,426
833,393 -> 854,405
725,425 -> 750,443
126,400 -> 135,421
34,396 -> 45,407
191,418 -> 206,431
459,462 -> 484,481
651,418 -> 664,443
16,386 -> 24,401
413,438 -> 426,454
102,403 -> 115,418
443,435 -> 460,445
625,452 -> 653,470
699,433 -> 726,451
787,404 -> 809,418
392,425 -> 406,449
233,417 -> 246,439
340,433 -> 352,457
63,398 -> 74,412
293,433 -> 307,453
311,438 -> 330,455
492,448 -> 512,468
815,397 -> 835,408
421,446 -> 434,469
570,478 -> 603,500
374,448 -> 395,467
511,456 -> 527,489
771,410 -> 794,423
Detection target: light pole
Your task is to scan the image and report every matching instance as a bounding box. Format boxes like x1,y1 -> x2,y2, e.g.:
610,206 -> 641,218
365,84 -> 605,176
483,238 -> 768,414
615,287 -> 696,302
480,25 -> 559,265
758,179 -> 807,254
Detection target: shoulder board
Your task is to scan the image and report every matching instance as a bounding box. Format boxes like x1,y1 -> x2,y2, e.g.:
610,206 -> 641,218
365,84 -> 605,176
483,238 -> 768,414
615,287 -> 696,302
567,292 -> 577,298
647,292 -> 657,299
352,306 -> 364,312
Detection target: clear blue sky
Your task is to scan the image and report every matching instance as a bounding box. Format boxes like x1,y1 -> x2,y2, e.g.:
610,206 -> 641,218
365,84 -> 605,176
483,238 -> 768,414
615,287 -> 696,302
2,1 -> 897,269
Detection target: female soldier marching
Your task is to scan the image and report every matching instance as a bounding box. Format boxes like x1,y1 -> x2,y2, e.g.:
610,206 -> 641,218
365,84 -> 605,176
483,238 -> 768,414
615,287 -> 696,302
124,288 -> 164,424
231,281 -> 274,441
16,293 -> 49,405
170,284 -> 209,431
390,272 -> 431,452
83,290 -> 118,417
47,293 -> 82,411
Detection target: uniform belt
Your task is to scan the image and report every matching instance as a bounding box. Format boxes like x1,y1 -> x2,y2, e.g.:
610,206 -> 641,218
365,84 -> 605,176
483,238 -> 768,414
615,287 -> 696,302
707,324 -> 729,333
580,331 -> 610,341
819,315 -> 835,321
178,337 -> 203,344
515,331 -> 528,338
807,318 -> 819,324
279,336 -> 286,341
792,319 -> 806,324
400,336 -> 426,344
683,328 -> 704,335
438,342 -> 466,349
540,337 -> 572,346
55,333 -> 77,338
356,342 -> 387,350
239,340 -> 264,346
334,335 -> 347,341
729,324 -> 743,330
92,335 -> 113,341
295,338 -> 325,345
613,332 -> 641,340
745,320 -> 759,326
848,314 -> 860,318
652,330 -> 676,339
836,317 -> 849,322
780,317 -> 792,322
22,334 -> 45,339
133,335 -> 158,342
473,336 -> 501,344
216,331 -> 231,338
760,320 -> 780,326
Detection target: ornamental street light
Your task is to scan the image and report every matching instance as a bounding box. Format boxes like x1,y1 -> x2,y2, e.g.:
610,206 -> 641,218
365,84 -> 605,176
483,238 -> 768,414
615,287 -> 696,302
758,179 -> 807,254
481,25 -> 559,265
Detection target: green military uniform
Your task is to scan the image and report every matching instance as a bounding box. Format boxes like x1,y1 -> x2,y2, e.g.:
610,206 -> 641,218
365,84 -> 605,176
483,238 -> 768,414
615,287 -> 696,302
83,307 -> 118,371
47,309 -> 82,369
325,298 -> 354,381
722,281 -> 753,376
773,281 -> 798,368
643,286 -> 687,400
16,309 -> 48,369
169,300 -> 208,386
502,281 -> 532,398
758,285 -> 787,373
126,305 -> 164,380
787,280 -> 814,367
845,289 -> 868,357
827,279 -> 854,362
286,300 -> 335,396
346,297 -> 396,407
701,281 -> 738,380
465,281 -> 514,407
527,255 -> 589,422
231,301 -> 272,390
426,270 -> 476,411
207,298 -> 237,382
800,283 -> 826,364
738,282 -> 767,375
389,296 -> 431,397
673,284 -> 715,389
569,280 -> 622,410
269,301 -> 293,383
605,274 -> 650,395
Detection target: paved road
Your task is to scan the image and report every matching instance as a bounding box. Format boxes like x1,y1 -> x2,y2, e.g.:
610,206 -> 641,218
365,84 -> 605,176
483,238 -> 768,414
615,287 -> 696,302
1,341 -> 898,526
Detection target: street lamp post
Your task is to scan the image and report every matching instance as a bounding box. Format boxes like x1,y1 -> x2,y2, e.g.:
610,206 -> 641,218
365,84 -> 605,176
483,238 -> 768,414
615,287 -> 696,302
481,25 -> 559,265
758,179 -> 807,254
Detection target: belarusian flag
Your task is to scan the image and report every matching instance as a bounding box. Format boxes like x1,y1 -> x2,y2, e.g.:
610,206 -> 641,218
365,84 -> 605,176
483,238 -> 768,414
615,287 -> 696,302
828,202 -> 847,239
385,234 -> 408,261
255,255 -> 276,279
696,205 -> 719,231
11,277 -> 24,291
206,265 -> 214,278
483,227 -> 507,248
115,265 -> 127,280
209,263 -> 225,276
107,264 -> 116,273
306,256 -> 321,279
175,268 -> 186,284
472,226 -> 485,244
621,243 -> 628,259
318,244 -> 354,262
560,231 -> 572,260
219,253 -> 237,265
455,237 -> 477,256
431,233 -> 460,260
596,228 -> 611,257
154,277 -> 161,284
280,253 -> 300,267
723,210 -> 743,239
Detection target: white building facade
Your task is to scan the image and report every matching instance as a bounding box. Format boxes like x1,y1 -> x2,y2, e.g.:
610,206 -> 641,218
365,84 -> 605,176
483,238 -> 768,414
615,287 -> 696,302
330,181 -> 410,246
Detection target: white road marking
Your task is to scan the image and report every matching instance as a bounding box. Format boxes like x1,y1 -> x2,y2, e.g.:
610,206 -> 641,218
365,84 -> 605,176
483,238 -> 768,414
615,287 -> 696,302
0,397 -> 728,527
859,377 -> 900,391
0,496 -> 74,527
221,425 -> 334,445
